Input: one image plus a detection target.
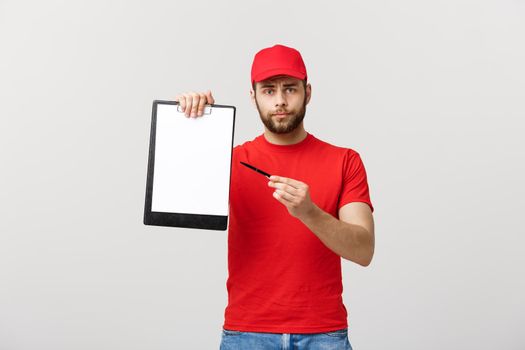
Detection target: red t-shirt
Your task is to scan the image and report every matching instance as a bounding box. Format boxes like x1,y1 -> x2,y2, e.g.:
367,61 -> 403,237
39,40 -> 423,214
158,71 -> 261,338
223,132 -> 374,333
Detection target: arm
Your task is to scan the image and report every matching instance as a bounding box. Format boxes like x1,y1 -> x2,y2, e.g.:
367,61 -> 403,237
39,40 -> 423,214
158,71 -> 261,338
268,175 -> 375,266
301,202 -> 375,266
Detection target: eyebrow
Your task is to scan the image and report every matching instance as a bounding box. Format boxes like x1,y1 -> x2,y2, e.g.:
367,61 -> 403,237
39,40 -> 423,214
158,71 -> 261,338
259,82 -> 299,88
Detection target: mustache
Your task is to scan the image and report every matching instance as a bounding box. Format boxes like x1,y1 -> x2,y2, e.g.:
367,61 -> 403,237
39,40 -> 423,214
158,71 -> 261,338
271,109 -> 291,115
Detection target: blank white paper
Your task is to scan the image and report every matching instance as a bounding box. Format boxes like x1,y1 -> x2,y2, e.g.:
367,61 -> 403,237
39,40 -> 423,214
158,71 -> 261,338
151,104 -> 234,216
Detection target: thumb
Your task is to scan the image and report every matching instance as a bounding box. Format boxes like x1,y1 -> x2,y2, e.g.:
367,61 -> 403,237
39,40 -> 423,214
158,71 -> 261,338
206,90 -> 215,104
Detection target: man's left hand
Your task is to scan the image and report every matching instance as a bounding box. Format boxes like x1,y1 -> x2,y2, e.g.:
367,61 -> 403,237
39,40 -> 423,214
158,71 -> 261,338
268,175 -> 318,220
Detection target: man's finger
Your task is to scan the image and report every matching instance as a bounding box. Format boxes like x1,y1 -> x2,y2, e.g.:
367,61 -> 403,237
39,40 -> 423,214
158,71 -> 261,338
269,175 -> 302,189
184,92 -> 194,117
190,93 -> 200,117
268,181 -> 299,196
206,90 -> 215,104
178,95 -> 187,115
274,189 -> 295,202
197,93 -> 207,115
273,190 -> 290,205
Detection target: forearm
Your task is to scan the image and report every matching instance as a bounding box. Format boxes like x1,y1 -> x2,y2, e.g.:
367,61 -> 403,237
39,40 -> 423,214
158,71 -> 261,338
301,205 -> 374,266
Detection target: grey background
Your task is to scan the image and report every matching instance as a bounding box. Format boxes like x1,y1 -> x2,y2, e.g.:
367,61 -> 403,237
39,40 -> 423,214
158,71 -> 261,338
1,0 -> 524,349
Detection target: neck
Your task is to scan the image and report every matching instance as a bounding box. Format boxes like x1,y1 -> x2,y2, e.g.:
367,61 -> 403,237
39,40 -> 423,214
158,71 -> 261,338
263,124 -> 308,145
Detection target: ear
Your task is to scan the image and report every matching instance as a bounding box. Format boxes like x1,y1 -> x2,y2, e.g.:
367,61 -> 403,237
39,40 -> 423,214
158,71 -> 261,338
305,83 -> 312,105
250,88 -> 256,107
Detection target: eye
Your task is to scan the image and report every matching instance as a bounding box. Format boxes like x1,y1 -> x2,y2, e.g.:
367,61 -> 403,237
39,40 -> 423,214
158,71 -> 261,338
286,87 -> 296,93
264,89 -> 274,95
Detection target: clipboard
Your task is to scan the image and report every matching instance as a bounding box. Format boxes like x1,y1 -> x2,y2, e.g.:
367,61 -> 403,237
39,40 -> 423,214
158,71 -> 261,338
143,100 -> 236,230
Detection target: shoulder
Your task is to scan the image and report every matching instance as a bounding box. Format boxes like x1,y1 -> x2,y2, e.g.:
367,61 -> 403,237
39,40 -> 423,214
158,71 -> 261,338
310,134 -> 361,159
233,137 -> 258,158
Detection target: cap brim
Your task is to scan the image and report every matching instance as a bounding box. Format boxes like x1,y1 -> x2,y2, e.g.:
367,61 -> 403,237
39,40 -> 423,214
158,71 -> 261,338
252,68 -> 306,83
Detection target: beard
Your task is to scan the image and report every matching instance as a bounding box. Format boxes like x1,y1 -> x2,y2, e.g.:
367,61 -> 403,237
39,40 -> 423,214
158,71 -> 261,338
255,97 -> 307,134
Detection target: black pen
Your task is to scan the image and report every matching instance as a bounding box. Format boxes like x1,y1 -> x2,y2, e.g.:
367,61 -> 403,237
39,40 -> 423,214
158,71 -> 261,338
240,161 -> 272,178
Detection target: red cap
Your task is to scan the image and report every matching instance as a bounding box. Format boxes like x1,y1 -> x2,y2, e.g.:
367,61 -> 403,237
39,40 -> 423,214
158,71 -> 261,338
251,44 -> 307,84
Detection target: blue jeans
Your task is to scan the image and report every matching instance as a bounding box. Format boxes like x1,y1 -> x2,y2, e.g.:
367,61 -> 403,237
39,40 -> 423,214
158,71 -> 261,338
219,328 -> 353,350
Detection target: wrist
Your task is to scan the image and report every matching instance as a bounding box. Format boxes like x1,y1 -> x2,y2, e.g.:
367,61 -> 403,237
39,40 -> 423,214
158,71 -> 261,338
299,203 -> 323,224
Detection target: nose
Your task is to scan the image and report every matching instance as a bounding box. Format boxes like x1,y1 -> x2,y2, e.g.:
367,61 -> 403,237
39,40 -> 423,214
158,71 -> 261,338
274,89 -> 287,107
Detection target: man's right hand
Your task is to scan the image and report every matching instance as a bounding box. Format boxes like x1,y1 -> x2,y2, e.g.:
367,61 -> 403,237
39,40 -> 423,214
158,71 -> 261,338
174,90 -> 215,118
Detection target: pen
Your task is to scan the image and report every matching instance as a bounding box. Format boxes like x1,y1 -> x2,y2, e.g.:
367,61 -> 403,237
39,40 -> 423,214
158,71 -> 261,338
240,161 -> 271,178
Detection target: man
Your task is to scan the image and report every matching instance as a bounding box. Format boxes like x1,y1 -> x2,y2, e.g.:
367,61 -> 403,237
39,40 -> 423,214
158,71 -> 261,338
175,44 -> 374,350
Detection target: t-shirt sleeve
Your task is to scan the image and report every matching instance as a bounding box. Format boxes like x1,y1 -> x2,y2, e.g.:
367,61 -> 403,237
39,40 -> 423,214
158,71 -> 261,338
338,150 -> 374,213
